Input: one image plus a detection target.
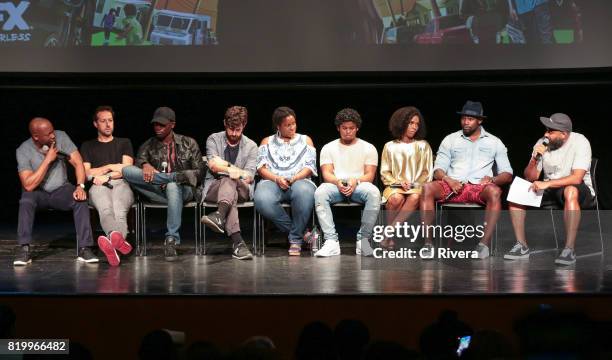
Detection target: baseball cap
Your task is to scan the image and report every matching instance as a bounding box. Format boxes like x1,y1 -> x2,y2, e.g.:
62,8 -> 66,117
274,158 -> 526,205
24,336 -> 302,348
151,107 -> 176,125
539,113 -> 572,132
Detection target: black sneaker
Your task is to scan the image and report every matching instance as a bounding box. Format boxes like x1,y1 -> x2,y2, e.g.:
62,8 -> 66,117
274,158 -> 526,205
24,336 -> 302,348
201,211 -> 225,233
77,247 -> 99,263
555,248 -> 576,266
164,236 -> 179,262
176,170 -> 198,187
504,242 -> 530,260
232,240 -> 253,260
13,245 -> 32,266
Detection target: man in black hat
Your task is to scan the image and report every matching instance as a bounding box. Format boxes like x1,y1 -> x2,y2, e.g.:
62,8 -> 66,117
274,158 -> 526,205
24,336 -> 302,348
122,107 -> 204,261
420,101 -> 513,259
504,113 -> 594,265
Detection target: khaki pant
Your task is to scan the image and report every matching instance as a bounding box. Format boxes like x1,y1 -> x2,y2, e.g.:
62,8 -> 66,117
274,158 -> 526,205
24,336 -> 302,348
204,177 -> 250,235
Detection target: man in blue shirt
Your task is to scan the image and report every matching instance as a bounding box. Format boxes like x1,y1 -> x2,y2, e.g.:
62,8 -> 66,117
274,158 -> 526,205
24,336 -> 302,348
509,0 -> 554,44
420,101 -> 513,259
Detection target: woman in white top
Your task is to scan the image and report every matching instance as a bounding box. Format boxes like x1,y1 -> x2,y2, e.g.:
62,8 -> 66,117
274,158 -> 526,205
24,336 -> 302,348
254,106 -> 317,256
380,106 -> 433,249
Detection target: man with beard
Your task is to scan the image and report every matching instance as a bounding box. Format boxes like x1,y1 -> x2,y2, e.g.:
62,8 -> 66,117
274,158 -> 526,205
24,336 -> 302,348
81,106 -> 134,266
122,107 -> 204,261
199,106 -> 257,260
15,117 -> 98,265
420,101 -> 513,259
505,113 -> 594,265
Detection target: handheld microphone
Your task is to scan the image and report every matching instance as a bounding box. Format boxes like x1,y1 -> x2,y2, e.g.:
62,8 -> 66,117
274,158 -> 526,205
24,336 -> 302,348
41,145 -> 70,159
535,138 -> 550,160
161,161 -> 168,173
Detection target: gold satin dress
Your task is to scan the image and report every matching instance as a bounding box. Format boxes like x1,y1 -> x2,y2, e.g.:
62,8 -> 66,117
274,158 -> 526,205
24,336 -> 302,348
380,140 -> 433,202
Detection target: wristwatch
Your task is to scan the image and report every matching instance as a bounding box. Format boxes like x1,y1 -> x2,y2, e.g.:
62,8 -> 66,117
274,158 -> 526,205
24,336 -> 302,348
77,183 -> 85,189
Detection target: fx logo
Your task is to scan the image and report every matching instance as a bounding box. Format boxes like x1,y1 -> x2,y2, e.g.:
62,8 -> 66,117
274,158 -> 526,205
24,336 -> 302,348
0,1 -> 30,31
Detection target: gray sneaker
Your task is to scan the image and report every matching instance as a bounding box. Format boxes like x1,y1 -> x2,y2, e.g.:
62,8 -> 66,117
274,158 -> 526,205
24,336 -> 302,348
232,240 -> 253,260
164,236 -> 179,262
504,242 -> 530,260
555,248 -> 576,266
201,211 -> 225,233
77,247 -> 99,263
476,243 -> 490,259
13,245 -> 32,266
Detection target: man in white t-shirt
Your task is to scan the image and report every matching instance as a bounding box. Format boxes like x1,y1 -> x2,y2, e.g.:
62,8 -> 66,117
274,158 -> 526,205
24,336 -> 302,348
314,108 -> 380,257
505,113 -> 594,265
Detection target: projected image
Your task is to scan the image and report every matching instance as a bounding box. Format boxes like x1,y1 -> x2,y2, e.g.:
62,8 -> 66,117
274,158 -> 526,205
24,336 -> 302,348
91,0 -> 218,46
372,0 -> 583,44
0,0 -> 218,46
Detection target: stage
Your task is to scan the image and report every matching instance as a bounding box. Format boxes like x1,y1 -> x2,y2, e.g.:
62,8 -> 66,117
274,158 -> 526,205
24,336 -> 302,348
1,218 -> 611,296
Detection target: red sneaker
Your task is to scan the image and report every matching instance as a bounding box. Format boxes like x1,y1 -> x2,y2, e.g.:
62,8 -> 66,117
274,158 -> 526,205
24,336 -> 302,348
109,231 -> 132,255
98,235 -> 119,266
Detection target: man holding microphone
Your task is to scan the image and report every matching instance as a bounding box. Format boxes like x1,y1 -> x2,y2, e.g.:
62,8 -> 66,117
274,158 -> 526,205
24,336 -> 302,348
15,117 -> 98,265
505,113 -> 594,265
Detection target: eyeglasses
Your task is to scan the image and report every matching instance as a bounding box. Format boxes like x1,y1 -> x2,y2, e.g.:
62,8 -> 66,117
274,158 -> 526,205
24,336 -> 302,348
545,128 -> 560,134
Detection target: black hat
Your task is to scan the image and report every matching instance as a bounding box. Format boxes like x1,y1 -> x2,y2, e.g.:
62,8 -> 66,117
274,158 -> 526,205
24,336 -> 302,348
457,101 -> 487,119
151,107 -> 176,125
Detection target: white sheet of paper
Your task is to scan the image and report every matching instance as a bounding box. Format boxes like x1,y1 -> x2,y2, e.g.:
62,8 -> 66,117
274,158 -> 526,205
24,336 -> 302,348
507,177 -> 544,207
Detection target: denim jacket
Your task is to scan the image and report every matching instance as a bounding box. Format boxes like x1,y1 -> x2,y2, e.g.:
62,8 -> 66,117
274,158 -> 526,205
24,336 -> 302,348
433,127 -> 513,183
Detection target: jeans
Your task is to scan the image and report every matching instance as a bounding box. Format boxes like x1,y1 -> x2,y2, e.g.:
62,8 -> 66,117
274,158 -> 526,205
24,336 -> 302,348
17,183 -> 93,248
89,179 -> 134,238
122,166 -> 193,243
253,179 -> 315,244
314,182 -> 381,242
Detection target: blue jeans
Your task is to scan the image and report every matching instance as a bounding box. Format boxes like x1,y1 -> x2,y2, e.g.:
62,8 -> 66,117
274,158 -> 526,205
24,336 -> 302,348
254,179 -> 315,244
122,166 -> 193,243
314,182 -> 380,242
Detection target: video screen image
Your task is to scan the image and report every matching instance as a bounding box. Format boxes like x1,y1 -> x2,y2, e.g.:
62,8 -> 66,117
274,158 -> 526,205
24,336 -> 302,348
0,0 -> 218,46
371,0 -> 583,45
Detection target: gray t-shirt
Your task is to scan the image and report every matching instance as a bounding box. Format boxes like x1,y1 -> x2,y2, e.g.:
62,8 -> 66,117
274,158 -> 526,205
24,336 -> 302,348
535,132 -> 594,196
16,130 -> 77,192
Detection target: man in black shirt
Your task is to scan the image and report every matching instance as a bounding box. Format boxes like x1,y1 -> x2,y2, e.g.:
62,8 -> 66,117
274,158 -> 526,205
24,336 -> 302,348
81,106 -> 134,266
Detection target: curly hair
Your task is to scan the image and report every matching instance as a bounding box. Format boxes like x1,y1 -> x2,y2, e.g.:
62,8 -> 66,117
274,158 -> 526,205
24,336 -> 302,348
388,106 -> 426,140
334,108 -> 362,128
93,105 -> 115,122
272,106 -> 296,128
224,106 -> 248,128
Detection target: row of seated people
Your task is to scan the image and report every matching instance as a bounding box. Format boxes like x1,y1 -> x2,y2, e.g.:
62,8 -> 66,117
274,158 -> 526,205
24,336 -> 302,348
14,101 -> 594,267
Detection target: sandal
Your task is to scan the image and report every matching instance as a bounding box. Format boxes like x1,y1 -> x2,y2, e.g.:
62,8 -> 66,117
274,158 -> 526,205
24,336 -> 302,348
288,244 -> 302,256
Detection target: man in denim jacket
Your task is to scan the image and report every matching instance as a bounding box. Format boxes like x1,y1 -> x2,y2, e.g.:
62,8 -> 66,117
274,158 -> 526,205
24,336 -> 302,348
420,101 -> 513,259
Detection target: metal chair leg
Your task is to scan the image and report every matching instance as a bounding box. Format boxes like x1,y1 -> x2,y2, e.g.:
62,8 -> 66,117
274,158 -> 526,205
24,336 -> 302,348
550,209 -> 559,251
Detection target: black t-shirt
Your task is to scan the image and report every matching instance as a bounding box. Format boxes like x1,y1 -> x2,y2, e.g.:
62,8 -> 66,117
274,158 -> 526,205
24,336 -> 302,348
224,143 -> 239,165
80,137 -> 134,168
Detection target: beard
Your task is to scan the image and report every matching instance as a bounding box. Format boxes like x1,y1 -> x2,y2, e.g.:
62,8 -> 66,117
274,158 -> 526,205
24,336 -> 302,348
548,138 -> 565,151
462,127 -> 477,137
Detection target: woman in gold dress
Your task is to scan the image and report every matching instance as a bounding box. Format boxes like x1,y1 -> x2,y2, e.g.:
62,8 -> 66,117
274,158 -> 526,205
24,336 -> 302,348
380,106 -> 433,249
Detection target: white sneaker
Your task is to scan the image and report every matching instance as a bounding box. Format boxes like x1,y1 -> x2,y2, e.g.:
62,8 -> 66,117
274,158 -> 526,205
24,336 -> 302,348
356,240 -> 373,257
476,243 -> 490,259
315,240 -> 341,257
